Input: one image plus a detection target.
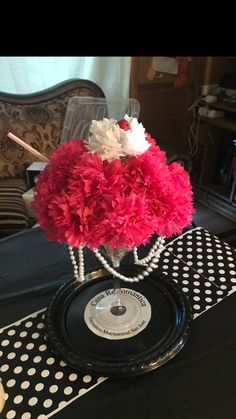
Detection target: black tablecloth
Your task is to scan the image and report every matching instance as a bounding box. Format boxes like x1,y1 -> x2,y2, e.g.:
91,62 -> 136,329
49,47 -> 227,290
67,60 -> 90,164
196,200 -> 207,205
1,227 -> 236,419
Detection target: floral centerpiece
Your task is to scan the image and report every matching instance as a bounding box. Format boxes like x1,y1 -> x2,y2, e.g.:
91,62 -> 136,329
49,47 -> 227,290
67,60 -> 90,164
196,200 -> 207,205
32,115 -> 194,283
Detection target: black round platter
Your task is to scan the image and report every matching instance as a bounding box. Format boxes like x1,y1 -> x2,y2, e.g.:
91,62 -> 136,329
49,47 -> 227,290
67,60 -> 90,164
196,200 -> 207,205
45,266 -> 192,377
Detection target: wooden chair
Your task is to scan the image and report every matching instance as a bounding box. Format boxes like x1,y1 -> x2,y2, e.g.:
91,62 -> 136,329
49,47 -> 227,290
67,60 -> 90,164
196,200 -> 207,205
0,79 -> 105,236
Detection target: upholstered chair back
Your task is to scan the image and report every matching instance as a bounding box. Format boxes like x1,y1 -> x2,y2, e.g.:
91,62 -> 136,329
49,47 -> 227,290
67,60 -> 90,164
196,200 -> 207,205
0,79 -> 105,179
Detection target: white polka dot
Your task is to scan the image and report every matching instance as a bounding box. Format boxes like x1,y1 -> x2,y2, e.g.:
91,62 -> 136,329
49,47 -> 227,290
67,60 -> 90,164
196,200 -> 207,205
60,360 -> 67,367
187,261 -> 193,266
26,343 -> 34,350
79,388 -> 87,396
205,297 -> 212,302
37,323 -> 44,329
228,257 -> 234,261
83,375 -> 92,383
8,329 -> 16,336
205,289 -> 212,295
193,304 -> 201,310
7,352 -> 16,360
27,368 -> 36,376
21,413 -> 31,419
7,379 -> 16,388
14,395 -> 23,404
32,333 -> 40,339
231,278 -> 236,283
216,290 -> 224,295
20,354 -> 29,362
207,262 -> 213,266
182,280 -> 189,285
14,341 -> 22,348
64,386 -> 73,395
230,270 -> 236,275
208,277 -> 215,282
207,255 -> 213,260
6,410 -> 16,418
1,339 -> 10,346
20,381 -> 30,389
43,399 -> 53,408
229,263 -> 234,268
58,401 -> 67,408
205,282 -> 212,287
172,272 -> 178,277
183,266 -> 189,271
219,277 -> 226,282
1,364 -> 9,372
41,369 -> 50,378
183,287 -> 189,293
208,269 -> 214,274
49,385 -> 58,393
193,296 -> 200,301
183,273 -> 189,278
197,269 -> 203,274
193,281 -> 200,286
187,255 -> 193,259
54,372 -> 63,380
197,262 -> 203,266
25,322 -> 33,328
33,356 -> 42,363
19,331 -> 27,338
193,289 -> 200,294
46,357 -> 55,365
39,344 -> 47,352
28,397 -> 38,406
14,366 -> 23,374
35,383 -> 44,391
97,376 -> 105,383
69,373 -> 78,381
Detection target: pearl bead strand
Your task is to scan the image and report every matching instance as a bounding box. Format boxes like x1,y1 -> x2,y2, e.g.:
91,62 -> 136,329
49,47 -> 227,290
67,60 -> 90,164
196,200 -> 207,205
68,236 -> 165,284
133,237 -> 165,266
93,238 -> 165,283
68,245 -> 85,282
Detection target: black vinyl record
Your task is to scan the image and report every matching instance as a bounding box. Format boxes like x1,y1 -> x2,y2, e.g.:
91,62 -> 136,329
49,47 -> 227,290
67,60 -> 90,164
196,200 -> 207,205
45,267 -> 192,377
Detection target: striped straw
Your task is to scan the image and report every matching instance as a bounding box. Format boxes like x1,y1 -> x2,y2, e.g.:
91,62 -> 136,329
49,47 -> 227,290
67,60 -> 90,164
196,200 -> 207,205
7,132 -> 49,163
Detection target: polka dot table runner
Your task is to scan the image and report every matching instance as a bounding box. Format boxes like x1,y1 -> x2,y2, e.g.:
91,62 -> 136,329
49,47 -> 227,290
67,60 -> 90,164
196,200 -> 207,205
0,309 -> 106,418
1,227 -> 236,418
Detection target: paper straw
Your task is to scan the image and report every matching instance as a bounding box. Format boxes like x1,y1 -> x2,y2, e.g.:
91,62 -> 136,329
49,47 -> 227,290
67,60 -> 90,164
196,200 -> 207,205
7,131 -> 49,163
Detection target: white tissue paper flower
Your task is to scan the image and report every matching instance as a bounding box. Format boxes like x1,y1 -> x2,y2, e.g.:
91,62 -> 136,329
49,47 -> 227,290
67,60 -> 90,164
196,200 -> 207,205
85,115 -> 150,161
122,115 -> 150,156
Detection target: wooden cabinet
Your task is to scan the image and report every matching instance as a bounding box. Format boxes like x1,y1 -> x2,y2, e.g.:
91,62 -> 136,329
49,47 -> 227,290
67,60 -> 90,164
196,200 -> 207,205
193,101 -> 236,222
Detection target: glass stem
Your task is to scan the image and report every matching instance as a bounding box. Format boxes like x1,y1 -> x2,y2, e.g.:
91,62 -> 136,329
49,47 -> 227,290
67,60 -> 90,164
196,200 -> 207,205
113,276 -> 121,306
110,256 -> 126,316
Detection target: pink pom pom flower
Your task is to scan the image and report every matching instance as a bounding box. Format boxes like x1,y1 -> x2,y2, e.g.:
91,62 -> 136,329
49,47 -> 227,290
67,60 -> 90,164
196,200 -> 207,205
32,117 -> 194,249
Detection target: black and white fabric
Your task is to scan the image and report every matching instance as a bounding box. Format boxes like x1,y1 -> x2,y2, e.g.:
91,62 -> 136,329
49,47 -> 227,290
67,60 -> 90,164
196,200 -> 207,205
0,227 -> 236,419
